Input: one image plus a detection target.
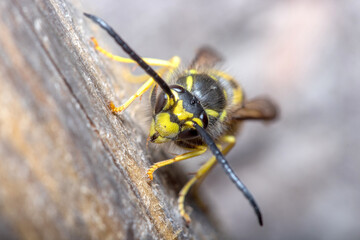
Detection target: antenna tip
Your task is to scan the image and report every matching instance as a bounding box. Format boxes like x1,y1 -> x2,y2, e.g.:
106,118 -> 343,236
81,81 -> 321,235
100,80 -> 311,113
256,209 -> 263,226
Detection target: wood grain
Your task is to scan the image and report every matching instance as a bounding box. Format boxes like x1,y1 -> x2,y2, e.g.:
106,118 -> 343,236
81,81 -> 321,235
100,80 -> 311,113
0,0 -> 219,239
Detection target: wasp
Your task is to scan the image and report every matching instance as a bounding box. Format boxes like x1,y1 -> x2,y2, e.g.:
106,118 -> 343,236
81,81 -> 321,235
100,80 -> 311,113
84,13 -> 277,226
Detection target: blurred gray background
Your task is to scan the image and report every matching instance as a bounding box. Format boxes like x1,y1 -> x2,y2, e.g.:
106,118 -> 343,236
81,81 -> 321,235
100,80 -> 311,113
82,0 -> 359,239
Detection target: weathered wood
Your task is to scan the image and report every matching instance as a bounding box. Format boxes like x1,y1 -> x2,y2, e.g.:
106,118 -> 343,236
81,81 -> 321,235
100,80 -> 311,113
0,0 -> 219,239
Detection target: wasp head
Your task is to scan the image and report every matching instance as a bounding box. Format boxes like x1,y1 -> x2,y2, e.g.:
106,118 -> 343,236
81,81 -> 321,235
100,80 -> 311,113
149,85 -> 208,143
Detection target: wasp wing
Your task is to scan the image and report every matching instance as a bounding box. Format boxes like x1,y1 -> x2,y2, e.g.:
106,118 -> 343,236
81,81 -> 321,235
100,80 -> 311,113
232,98 -> 278,121
189,46 -> 223,69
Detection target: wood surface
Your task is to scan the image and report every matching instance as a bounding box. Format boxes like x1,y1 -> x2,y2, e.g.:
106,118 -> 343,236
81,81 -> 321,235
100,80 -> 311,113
0,0 -> 219,239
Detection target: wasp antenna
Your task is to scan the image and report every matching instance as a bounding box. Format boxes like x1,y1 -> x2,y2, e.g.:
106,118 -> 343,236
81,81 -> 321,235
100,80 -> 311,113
84,13 -> 174,99
192,122 -> 263,226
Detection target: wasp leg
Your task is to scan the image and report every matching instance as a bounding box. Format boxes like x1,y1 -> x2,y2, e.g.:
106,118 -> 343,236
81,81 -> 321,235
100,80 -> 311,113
119,54 -> 179,83
109,56 -> 181,112
109,77 -> 155,113
90,37 -> 181,112
177,155 -> 218,224
147,146 -> 207,181
195,135 -> 236,188
178,135 -> 235,224
121,64 -> 172,83
110,59 -> 182,113
91,37 -> 180,67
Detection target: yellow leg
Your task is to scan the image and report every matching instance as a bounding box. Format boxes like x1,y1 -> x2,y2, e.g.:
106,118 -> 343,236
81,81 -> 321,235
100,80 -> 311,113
119,54 -> 180,84
147,146 -> 207,181
109,77 -> 155,113
109,57 -> 180,112
120,63 -> 174,83
178,135 -> 236,224
119,54 -> 180,83
178,156 -> 217,224
91,37 -> 180,68
91,37 -> 181,112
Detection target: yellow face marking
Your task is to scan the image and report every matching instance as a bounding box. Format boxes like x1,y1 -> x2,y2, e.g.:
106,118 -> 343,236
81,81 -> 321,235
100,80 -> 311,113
149,119 -> 171,143
205,109 -> 219,118
186,75 -> 193,92
232,87 -> 243,104
173,100 -> 194,121
155,113 -> 179,139
192,118 -> 203,127
181,124 -> 191,132
219,110 -> 227,122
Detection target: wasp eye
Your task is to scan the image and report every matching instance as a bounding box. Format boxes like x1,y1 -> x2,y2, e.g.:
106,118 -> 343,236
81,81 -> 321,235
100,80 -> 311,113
199,111 -> 208,128
155,92 -> 167,114
170,85 -> 185,93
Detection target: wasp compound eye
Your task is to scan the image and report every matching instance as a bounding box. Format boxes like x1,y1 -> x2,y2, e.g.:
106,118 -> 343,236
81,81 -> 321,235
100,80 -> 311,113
171,85 -> 185,93
154,91 -> 168,114
199,111 -> 208,128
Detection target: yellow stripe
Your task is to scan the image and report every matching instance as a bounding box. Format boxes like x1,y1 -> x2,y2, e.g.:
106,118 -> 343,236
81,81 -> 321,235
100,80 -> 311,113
155,113 -> 179,138
186,75 -> 193,92
219,110 -> 227,122
205,109 -> 219,118
223,89 -> 228,101
209,74 -> 219,81
232,87 -> 243,104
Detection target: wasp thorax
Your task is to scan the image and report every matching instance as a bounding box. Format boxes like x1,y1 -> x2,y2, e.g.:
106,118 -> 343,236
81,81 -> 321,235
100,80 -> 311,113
149,85 -> 208,143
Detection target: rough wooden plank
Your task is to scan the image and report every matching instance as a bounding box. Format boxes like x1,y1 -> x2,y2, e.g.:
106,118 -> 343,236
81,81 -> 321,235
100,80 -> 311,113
0,0 -> 219,239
